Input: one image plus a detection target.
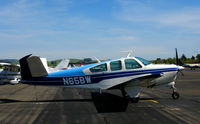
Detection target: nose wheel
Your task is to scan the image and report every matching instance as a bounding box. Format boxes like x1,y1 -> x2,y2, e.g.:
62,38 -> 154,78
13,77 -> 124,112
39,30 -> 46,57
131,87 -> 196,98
171,86 -> 180,100
172,92 -> 179,99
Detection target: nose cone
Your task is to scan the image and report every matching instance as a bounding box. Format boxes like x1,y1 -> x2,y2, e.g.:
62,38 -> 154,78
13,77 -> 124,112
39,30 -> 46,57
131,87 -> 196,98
177,66 -> 184,70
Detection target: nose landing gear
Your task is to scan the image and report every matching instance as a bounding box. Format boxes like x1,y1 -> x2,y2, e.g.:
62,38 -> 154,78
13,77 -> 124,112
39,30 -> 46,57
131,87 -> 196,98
171,85 -> 180,100
172,92 -> 179,99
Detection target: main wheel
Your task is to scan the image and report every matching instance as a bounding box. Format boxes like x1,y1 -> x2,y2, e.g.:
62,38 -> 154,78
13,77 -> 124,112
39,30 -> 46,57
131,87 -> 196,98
121,88 -> 128,98
172,92 -> 179,100
131,97 -> 140,103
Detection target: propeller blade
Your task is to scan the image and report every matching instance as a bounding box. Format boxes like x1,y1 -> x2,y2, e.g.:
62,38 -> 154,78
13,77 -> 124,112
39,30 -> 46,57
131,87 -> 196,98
179,70 -> 184,76
175,48 -> 179,65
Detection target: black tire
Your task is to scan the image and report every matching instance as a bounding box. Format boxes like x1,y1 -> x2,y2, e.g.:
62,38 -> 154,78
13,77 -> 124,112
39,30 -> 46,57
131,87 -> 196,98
172,92 -> 179,100
121,88 -> 129,98
131,97 -> 140,103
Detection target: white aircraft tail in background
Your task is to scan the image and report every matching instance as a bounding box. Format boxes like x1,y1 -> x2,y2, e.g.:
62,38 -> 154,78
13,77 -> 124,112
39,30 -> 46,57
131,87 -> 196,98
48,59 -> 70,72
55,59 -> 70,70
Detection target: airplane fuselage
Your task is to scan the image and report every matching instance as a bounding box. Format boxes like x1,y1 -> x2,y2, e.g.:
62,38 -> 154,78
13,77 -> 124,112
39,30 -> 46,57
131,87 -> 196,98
19,53 -> 183,100
21,57 -> 180,90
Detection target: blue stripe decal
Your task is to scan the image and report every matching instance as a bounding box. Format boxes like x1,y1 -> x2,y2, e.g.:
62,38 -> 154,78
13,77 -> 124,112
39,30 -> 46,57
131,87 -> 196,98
21,68 -> 177,86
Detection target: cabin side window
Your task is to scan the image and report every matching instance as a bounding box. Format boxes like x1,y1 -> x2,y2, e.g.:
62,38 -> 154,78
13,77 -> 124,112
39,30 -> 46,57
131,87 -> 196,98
125,59 -> 142,69
90,63 -> 107,73
110,60 -> 122,71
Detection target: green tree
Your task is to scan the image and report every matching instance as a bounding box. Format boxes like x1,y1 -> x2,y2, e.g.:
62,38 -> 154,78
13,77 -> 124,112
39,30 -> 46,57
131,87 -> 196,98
191,56 -> 195,60
181,54 -> 187,62
154,58 -> 162,64
196,54 -> 200,63
167,58 -> 175,64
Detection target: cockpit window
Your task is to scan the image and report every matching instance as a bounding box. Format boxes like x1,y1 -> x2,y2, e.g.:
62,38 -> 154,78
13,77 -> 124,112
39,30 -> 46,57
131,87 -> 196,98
110,60 -> 122,71
90,63 -> 107,73
135,57 -> 151,65
125,59 -> 142,69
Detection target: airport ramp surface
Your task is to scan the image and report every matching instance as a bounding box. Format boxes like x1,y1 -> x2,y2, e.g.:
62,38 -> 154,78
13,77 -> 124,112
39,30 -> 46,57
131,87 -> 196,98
0,69 -> 200,124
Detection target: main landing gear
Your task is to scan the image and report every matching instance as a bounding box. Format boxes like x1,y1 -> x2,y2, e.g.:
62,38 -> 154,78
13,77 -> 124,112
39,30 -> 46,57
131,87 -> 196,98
171,85 -> 180,100
121,88 -> 140,103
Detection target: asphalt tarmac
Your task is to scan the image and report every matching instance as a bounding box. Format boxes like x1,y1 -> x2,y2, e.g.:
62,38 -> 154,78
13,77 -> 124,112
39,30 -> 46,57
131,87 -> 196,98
0,69 -> 200,124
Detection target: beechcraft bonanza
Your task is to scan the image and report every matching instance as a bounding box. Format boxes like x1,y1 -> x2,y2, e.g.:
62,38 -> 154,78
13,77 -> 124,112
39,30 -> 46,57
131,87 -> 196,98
19,53 -> 184,102
0,63 -> 21,85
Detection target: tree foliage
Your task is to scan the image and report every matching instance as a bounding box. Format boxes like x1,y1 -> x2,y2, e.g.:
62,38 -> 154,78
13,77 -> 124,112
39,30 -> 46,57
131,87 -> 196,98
181,54 -> 187,61
191,56 -> 195,60
196,54 -> 200,62
152,53 -> 200,64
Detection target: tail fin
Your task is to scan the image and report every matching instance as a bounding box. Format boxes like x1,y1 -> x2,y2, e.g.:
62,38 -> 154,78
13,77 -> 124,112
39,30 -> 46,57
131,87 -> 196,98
55,59 -> 69,70
19,55 -> 48,80
19,54 -> 32,80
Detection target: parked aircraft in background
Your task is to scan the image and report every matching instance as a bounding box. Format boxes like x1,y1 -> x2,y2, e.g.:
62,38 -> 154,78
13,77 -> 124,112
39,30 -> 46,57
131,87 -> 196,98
0,59 -> 70,85
176,48 -> 200,70
48,59 -> 70,72
0,63 -> 21,84
19,52 -> 184,102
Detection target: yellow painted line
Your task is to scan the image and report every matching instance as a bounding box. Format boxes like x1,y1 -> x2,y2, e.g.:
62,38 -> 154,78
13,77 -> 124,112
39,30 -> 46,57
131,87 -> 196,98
139,100 -> 159,103
2,96 -> 7,98
150,100 -> 159,103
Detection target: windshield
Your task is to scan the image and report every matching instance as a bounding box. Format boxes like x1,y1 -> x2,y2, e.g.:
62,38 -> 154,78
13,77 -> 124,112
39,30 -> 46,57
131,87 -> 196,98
135,57 -> 151,65
89,63 -> 107,73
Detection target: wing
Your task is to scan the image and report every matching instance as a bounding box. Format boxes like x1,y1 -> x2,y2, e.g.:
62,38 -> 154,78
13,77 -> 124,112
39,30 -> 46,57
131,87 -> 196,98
109,73 -> 162,90
108,73 -> 162,98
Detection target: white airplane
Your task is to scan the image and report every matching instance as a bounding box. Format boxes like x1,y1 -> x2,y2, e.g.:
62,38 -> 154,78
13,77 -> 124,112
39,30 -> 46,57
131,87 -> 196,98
0,63 -> 21,84
0,58 -> 70,85
19,52 -> 184,102
48,59 -> 70,72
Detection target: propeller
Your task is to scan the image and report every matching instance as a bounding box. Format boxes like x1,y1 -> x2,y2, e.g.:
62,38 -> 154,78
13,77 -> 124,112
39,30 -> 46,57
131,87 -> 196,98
175,48 -> 179,65
178,67 -> 184,76
175,48 -> 184,76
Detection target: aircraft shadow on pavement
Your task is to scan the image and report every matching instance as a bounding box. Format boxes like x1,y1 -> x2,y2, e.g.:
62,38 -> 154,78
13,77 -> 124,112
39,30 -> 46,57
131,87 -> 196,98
0,98 -> 93,104
0,92 -> 152,113
91,92 -> 129,113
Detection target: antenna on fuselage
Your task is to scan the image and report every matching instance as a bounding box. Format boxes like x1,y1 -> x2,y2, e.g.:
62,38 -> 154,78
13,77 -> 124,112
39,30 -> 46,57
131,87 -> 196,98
121,50 -> 133,58
94,57 -> 101,63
